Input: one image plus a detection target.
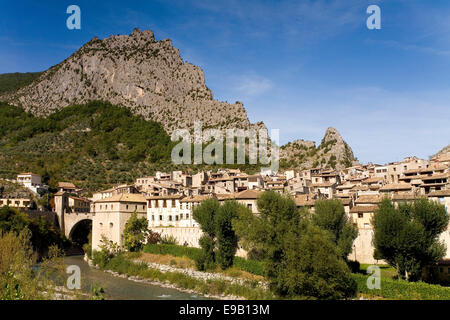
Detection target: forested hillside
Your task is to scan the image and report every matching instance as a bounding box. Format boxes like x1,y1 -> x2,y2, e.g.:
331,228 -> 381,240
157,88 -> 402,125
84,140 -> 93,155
0,72 -> 42,95
0,101 -> 260,192
0,101 -> 175,191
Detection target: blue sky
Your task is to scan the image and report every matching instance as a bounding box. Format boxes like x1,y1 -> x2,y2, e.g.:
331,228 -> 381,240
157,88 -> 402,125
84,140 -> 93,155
1,0 -> 450,164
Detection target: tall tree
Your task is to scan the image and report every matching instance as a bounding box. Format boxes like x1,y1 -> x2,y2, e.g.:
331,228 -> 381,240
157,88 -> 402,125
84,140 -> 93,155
373,198 -> 449,281
193,199 -> 249,270
123,211 -> 148,252
311,199 -> 358,260
193,199 -> 220,270
215,200 -> 243,269
233,191 -> 356,299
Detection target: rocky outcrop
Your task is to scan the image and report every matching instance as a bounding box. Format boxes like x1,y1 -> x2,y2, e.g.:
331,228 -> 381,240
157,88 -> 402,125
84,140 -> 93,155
280,127 -> 358,170
2,28 -> 263,135
434,145 -> 450,159
0,179 -> 35,199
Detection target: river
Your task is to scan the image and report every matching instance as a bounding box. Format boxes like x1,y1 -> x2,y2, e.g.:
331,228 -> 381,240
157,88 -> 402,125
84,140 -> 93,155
64,255 -> 207,300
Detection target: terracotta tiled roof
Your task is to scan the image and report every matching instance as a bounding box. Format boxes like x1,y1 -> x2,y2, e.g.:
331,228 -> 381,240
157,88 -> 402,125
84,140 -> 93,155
350,205 -> 378,213
422,174 -> 449,181
218,189 -> 263,200
295,194 -> 316,206
380,183 -> 412,191
338,198 -> 352,205
95,193 -> 146,203
146,194 -> 184,200
336,184 -> 355,190
58,182 -> 76,189
180,194 -> 214,203
391,193 -> 420,201
428,190 -> 450,197
355,195 -> 382,204
310,182 -> 335,188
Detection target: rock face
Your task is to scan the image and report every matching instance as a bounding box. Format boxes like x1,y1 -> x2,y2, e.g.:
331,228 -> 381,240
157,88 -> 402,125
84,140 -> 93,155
1,28 -> 263,134
1,28 -> 358,171
280,127 -> 358,170
0,179 -> 35,199
434,145 -> 450,158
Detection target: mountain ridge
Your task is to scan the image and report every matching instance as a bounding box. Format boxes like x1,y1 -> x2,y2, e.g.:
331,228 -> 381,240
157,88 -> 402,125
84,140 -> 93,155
0,28 -> 357,171
1,28 -> 264,135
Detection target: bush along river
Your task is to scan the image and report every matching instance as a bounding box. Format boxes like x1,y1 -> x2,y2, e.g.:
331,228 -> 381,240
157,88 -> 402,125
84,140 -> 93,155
64,255 -> 207,300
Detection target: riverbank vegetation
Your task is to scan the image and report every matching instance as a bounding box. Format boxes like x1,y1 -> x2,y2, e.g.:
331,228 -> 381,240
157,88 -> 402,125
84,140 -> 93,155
91,249 -> 273,300
0,230 -> 65,299
0,206 -> 68,258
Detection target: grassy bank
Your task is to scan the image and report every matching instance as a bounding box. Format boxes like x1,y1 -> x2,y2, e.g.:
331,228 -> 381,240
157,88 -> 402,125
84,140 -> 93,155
353,273 -> 450,300
353,264 -> 450,300
92,252 -> 273,300
94,244 -> 450,300
143,244 -> 264,276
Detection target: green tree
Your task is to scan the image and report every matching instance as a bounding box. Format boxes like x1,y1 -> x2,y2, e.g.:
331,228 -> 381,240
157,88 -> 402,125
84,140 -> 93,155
0,206 -> 66,258
123,211 -> 148,252
215,200 -> 246,269
233,191 -> 356,299
373,198 -> 449,281
311,199 -> 358,260
0,230 -> 66,300
193,199 -> 220,270
193,199 -> 249,270
281,221 -> 357,299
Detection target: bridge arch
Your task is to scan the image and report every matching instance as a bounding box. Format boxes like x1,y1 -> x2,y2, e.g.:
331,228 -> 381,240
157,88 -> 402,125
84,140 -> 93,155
68,218 -> 92,249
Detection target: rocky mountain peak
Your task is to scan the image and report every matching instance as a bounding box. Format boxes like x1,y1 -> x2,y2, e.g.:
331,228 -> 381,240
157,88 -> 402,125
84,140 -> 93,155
280,127 -> 358,171
1,29 -> 261,135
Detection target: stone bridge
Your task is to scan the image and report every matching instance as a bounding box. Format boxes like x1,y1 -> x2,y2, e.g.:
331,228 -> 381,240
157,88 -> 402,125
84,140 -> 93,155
54,192 -> 93,240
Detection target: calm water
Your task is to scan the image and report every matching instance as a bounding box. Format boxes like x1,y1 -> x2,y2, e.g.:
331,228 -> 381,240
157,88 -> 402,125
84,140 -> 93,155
64,255 -> 207,300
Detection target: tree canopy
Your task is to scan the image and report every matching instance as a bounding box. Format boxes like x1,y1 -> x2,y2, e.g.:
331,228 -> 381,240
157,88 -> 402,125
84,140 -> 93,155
233,191 -> 356,299
373,198 -> 449,281
311,199 -> 358,260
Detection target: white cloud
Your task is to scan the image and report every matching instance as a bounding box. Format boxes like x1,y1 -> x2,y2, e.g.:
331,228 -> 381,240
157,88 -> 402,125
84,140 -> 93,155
233,75 -> 273,96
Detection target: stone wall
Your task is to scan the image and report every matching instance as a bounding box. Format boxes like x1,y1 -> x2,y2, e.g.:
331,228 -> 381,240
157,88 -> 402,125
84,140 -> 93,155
348,228 -> 383,265
150,227 -> 202,248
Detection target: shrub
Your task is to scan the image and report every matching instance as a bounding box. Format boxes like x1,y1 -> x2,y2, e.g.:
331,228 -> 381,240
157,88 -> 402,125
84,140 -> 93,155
160,234 -> 178,245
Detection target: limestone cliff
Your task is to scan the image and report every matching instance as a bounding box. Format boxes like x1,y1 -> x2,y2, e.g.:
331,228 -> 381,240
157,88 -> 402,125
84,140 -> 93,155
1,28 -> 263,134
280,127 -> 358,170
434,145 -> 450,159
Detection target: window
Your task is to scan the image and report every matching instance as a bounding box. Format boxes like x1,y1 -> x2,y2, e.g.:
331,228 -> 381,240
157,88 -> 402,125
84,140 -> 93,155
109,223 -> 113,228
176,215 -> 179,221
186,214 -> 189,219
169,216 -> 172,221
148,201 -> 152,208
172,199 -> 176,207
155,200 -> 159,208
163,200 -> 167,208
159,215 -> 163,221
126,205 -> 129,210
247,204 -> 252,210
152,215 -> 154,221
358,213 -> 363,218
180,214 -> 183,220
